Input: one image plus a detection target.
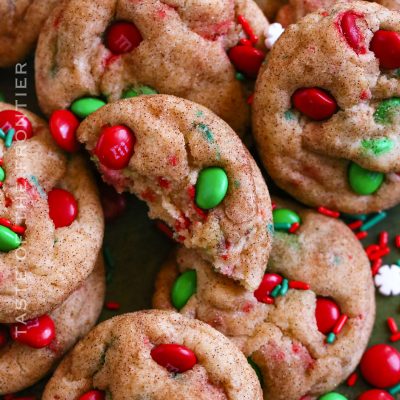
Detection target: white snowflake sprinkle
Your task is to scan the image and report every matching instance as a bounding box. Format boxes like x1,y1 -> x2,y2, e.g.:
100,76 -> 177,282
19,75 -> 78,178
374,264 -> 400,296
264,23 -> 285,50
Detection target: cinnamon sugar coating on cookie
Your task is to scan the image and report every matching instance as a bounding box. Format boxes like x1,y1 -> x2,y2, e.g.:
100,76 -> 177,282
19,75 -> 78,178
154,202 -> 375,400
42,311 -> 263,400
77,95 -> 272,290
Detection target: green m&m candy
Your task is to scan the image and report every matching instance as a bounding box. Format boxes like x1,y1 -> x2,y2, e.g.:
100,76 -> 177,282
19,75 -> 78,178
319,392 -> 348,400
70,97 -> 106,119
0,225 -> 21,252
273,208 -> 301,225
171,270 -> 197,310
348,162 -> 384,195
0,167 -> 5,182
374,98 -> 400,124
195,167 -> 228,210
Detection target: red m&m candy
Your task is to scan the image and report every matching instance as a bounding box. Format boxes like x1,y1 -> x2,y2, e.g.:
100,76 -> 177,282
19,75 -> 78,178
151,343 -> 197,373
358,390 -> 394,400
79,390 -> 106,400
94,125 -> 135,170
339,11 -> 367,54
292,87 -> 338,121
315,297 -> 340,335
370,30 -> 400,70
10,315 -> 56,349
360,344 -> 400,388
254,273 -> 282,304
48,188 -> 78,228
105,21 -> 143,54
0,110 -> 33,141
228,45 -> 265,79
49,109 -> 80,152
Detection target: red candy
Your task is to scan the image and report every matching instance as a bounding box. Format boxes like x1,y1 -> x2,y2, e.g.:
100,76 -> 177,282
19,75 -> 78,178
339,11 -> 366,54
370,30 -> 400,69
49,109 -> 80,152
0,325 -> 8,348
315,297 -> 340,334
10,315 -> 56,349
228,45 -> 265,79
99,183 -> 127,221
359,390 -> 395,400
48,188 -> 78,228
151,343 -> 197,373
94,125 -> 135,170
105,21 -> 143,54
0,110 -> 33,141
360,344 -> 400,388
79,390 -> 106,400
254,273 -> 283,303
292,88 -> 337,120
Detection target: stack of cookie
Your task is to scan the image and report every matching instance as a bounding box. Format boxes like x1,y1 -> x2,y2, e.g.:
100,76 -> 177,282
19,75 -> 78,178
1,0 -> 400,398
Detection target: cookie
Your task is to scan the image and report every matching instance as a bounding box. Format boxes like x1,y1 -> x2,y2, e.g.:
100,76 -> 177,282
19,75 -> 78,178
253,1 -> 400,213
0,102 -> 104,322
42,310 -> 263,400
0,257 -> 105,395
35,0 -> 269,134
0,0 -> 59,68
255,0 -> 287,20
153,200 -> 375,399
77,95 -> 273,290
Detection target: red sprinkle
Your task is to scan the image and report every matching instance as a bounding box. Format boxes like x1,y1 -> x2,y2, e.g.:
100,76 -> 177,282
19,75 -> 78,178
288,281 -> 310,290
105,301 -> 120,311
388,317 -> 398,334
10,224 -> 26,235
0,218 -> 12,228
332,314 -> 348,335
379,231 -> 389,248
390,332 -> 400,342
317,206 -> 340,218
158,177 -> 170,189
272,202 -> 277,210
369,247 -> 390,261
347,372 -> 358,387
289,222 -> 300,233
237,15 -> 258,44
156,221 -> 173,239
239,38 -> 253,46
366,244 -> 380,257
371,258 -> 383,276
356,231 -> 368,240
247,93 -> 254,105
395,235 -> 400,248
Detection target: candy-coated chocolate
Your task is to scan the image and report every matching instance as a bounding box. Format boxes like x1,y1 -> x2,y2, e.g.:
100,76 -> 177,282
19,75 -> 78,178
151,343 -> 197,373
254,273 -> 283,303
273,208 -> 301,225
195,167 -> 228,210
319,393 -> 348,400
348,162 -> 384,195
94,125 -> 135,170
374,98 -> 400,125
292,88 -> 337,121
100,183 -> 127,221
71,98 -> 106,119
358,390 -> 395,400
10,315 -> 56,349
122,86 -> 157,98
370,30 -> 400,70
0,109 -> 33,140
0,166 -> 5,182
315,297 -> 340,335
79,390 -> 106,400
339,11 -> 366,54
171,270 -> 197,310
49,109 -> 80,152
48,188 -> 78,228
228,45 -> 265,79
105,21 -> 143,54
0,225 -> 21,252
360,344 -> 400,388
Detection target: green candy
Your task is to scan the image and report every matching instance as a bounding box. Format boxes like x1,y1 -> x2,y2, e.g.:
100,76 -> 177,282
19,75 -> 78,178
171,270 -> 197,310
273,208 -> 301,225
122,86 -> 158,98
0,225 -> 21,252
71,97 -> 106,118
319,392 -> 348,400
0,167 -> 5,182
195,167 -> 228,210
247,356 -> 264,387
374,98 -> 400,124
348,162 -> 384,195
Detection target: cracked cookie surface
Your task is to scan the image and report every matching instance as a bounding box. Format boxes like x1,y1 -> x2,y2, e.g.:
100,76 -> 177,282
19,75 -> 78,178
0,102 -> 104,322
42,310 -> 263,400
35,0 -> 268,134
253,1 -> 400,213
153,200 -> 375,400
77,95 -> 272,291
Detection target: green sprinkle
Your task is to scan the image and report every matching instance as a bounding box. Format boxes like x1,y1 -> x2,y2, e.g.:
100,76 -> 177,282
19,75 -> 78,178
0,167 -> 5,182
280,279 -> 289,296
122,86 -> 158,98
233,180 -> 241,188
326,332 -> 336,344
4,128 -> 15,148
389,383 -> 400,395
374,98 -> 400,124
271,284 -> 282,298
196,110 -> 204,117
359,211 -> 387,231
396,69 -> 400,77
284,110 -> 296,121
396,259 -> 400,267
0,129 -> 5,140
71,97 -> 106,119
29,175 -> 46,198
267,223 -> 274,234
247,356 -> 264,387
235,72 -> 245,81
171,270 -> 197,310
361,137 -> 394,156
274,222 -> 291,231
195,122 -> 215,143
341,213 -> 368,221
